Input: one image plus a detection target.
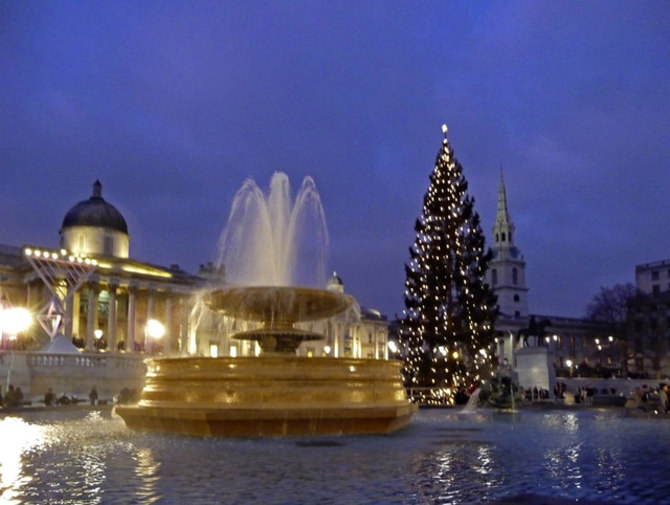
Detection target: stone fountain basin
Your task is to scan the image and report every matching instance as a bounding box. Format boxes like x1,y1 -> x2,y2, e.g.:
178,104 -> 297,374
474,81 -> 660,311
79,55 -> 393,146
115,356 -> 417,437
204,286 -> 354,325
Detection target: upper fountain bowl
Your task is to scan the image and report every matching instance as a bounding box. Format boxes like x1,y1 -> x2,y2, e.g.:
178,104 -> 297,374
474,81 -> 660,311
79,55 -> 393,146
204,286 -> 354,325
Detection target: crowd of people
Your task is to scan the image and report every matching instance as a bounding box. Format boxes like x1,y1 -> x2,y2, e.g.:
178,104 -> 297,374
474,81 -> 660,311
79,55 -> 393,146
629,383 -> 669,412
1,384 -> 141,410
0,384 -> 25,408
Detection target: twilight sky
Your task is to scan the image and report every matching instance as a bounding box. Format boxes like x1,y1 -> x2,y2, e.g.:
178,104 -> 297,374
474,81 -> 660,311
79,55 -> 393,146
1,1 -> 668,319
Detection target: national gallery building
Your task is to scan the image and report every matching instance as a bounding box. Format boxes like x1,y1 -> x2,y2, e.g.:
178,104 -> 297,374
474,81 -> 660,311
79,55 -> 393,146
0,181 -> 390,401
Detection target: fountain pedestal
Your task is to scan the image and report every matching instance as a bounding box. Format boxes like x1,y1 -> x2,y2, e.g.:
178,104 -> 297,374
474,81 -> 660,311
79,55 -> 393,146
116,356 -> 416,437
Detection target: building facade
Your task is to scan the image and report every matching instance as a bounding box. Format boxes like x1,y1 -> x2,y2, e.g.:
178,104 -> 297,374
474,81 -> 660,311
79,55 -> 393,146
627,260 -> 670,377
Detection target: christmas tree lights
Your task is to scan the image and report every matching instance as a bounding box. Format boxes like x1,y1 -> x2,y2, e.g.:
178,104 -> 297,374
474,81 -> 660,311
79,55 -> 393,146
400,125 -> 498,405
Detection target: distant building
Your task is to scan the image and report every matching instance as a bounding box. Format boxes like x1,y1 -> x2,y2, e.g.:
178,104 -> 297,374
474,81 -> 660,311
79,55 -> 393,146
626,260 -> 670,377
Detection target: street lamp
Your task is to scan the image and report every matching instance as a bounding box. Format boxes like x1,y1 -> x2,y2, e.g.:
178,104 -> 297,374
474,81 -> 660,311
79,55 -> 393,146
94,329 -> 105,351
145,319 -> 165,354
0,306 -> 32,346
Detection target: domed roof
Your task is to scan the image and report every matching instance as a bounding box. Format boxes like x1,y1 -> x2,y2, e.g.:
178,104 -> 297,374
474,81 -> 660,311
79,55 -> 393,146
61,181 -> 128,234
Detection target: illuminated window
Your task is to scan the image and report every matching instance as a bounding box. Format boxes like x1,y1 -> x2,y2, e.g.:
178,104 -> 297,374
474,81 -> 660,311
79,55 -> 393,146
229,345 -> 238,357
209,343 -> 219,358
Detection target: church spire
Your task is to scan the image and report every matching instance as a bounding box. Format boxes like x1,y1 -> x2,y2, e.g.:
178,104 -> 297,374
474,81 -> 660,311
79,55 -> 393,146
487,167 -> 528,319
493,168 -> 515,246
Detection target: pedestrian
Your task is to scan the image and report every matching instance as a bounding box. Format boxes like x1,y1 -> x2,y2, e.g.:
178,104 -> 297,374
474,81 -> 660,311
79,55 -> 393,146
659,384 -> 668,413
89,386 -> 98,406
44,388 -> 56,406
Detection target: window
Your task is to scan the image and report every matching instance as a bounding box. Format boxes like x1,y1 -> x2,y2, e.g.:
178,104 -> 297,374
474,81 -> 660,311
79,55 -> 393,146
512,268 -> 518,285
209,343 -> 219,358
492,269 -> 498,286
501,232 -> 506,242
653,285 -> 660,294
104,236 -> 114,256
652,271 -> 660,280
513,294 -> 520,302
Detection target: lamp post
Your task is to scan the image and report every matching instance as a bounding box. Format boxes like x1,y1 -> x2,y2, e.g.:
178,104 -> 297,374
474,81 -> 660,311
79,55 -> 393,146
0,306 -> 32,348
145,319 -> 165,355
94,329 -> 104,351
0,305 -> 32,390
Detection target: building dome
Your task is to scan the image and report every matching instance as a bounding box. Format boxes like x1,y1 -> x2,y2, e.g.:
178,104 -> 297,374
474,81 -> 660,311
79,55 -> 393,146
61,180 -> 128,234
59,181 -> 130,258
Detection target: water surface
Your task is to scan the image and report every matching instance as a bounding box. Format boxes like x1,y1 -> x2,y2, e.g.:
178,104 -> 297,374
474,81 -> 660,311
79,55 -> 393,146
0,408 -> 667,504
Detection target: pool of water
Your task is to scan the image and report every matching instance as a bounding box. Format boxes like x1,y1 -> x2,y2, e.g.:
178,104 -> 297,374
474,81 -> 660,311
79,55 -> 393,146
0,407 -> 668,504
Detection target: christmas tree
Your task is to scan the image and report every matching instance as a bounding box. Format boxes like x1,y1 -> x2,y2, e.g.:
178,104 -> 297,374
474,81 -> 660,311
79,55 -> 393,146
400,125 -> 498,405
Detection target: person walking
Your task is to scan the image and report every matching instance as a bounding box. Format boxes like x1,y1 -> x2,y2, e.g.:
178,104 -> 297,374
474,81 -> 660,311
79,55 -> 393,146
89,386 -> 98,406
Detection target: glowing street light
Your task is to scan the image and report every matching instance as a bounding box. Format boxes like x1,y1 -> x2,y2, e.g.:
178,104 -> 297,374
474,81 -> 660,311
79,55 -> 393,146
0,307 -> 32,337
146,319 -> 165,339
145,319 -> 165,354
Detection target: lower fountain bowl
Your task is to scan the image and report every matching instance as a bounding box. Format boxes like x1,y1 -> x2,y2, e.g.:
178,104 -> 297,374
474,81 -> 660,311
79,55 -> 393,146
116,356 -> 417,437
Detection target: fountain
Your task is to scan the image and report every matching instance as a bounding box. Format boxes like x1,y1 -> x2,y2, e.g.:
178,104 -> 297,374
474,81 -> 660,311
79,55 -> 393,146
116,172 -> 416,437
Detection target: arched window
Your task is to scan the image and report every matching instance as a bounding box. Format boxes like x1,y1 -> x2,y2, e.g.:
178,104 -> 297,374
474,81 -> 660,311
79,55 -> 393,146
501,232 -> 506,242
512,268 -> 518,285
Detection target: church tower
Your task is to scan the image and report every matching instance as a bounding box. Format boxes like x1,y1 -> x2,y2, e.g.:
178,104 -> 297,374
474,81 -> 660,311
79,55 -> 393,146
487,170 -> 529,319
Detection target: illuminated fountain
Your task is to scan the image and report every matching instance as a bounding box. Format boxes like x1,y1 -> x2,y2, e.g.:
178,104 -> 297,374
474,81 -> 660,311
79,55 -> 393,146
116,172 -> 416,437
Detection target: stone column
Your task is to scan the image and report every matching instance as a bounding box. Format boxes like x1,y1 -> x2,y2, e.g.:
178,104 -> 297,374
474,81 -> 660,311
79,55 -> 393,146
64,286 -> 75,338
107,282 -> 118,352
164,295 -> 173,355
145,291 -> 155,354
127,288 -> 136,352
86,285 -> 98,351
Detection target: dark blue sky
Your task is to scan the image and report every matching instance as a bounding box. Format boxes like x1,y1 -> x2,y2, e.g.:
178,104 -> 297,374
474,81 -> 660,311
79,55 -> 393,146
1,1 -> 668,319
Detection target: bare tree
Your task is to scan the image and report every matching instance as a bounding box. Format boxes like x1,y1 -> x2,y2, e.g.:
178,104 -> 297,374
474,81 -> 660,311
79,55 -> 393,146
586,283 -> 636,326
586,283 -> 636,375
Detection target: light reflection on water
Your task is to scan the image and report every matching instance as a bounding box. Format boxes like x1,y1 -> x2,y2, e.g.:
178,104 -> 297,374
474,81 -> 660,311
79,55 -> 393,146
0,408 -> 669,504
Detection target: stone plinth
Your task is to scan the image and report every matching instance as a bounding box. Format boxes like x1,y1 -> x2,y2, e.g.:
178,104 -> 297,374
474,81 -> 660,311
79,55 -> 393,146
116,356 -> 417,437
515,346 -> 556,394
